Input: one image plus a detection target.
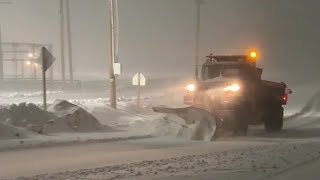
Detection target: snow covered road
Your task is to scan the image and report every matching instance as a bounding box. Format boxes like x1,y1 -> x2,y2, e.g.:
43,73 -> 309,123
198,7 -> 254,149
0,137 -> 273,179
1,89 -> 320,180
2,113 -> 320,180
269,157 -> 320,180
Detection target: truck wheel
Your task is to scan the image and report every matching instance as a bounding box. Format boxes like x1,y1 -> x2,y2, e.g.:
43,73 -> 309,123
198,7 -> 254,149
233,106 -> 250,136
264,106 -> 283,132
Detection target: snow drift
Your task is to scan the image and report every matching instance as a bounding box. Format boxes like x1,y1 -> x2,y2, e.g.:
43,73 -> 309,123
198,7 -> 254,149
287,90 -> 320,119
300,90 -> 320,113
0,122 -> 31,140
0,102 -> 54,133
0,100 -> 114,139
46,100 -> 113,133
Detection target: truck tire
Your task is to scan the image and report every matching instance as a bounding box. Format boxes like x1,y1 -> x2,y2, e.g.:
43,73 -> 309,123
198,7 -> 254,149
233,105 -> 250,136
264,106 -> 283,132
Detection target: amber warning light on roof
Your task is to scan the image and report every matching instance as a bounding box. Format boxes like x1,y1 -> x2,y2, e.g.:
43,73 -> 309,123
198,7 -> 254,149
249,50 -> 258,61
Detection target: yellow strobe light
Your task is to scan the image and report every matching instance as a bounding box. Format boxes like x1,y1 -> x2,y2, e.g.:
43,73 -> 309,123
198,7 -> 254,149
249,51 -> 257,60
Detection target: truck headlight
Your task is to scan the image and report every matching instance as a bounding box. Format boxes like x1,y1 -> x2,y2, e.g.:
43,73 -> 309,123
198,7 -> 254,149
186,84 -> 196,92
224,83 -> 240,92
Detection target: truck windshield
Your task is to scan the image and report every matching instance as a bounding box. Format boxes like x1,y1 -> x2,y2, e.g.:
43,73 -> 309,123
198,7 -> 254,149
203,65 -> 240,80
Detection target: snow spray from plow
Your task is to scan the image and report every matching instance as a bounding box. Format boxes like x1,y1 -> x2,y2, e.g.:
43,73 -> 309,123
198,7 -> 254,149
152,106 -> 216,140
286,90 -> 320,120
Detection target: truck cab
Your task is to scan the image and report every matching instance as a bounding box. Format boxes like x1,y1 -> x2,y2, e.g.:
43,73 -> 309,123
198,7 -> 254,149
201,55 -> 258,81
185,53 -> 259,106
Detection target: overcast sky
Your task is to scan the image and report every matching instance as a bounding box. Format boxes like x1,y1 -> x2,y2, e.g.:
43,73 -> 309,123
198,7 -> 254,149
0,0 -> 319,83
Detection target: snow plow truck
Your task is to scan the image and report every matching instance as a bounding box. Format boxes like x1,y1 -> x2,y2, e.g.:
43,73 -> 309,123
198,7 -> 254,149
153,51 -> 292,140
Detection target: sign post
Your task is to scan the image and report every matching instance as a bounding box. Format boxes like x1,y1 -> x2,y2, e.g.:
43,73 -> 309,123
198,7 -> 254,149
36,47 -> 56,111
132,72 -> 146,112
137,72 -> 141,110
42,60 -> 47,110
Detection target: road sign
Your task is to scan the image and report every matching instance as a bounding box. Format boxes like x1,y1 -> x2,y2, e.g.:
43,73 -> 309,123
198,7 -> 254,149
114,63 -> 122,75
132,73 -> 146,86
132,72 -> 146,112
37,47 -> 56,111
36,47 -> 56,72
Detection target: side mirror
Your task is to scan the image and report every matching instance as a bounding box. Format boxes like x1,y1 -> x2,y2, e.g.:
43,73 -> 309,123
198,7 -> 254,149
288,89 -> 293,94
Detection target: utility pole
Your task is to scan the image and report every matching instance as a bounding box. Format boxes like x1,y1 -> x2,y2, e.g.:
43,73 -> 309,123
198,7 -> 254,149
0,25 -> 3,82
114,0 -> 119,63
60,0 -> 66,86
109,0 -> 117,108
194,0 -> 204,79
66,0 -> 74,83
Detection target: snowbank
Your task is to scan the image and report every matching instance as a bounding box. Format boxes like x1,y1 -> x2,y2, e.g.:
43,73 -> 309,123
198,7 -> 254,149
68,96 -> 151,106
46,100 -> 113,133
0,122 -> 31,140
117,101 -> 153,115
0,100 -> 115,140
0,102 -> 54,133
89,106 -> 145,127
